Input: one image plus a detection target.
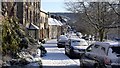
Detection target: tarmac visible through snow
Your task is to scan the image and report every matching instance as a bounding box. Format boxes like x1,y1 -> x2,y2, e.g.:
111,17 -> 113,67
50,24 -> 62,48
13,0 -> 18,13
41,39 -> 80,68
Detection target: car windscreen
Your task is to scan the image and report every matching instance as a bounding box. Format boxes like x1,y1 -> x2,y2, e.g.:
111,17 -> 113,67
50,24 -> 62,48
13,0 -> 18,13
59,36 -> 68,40
111,47 -> 120,54
71,40 -> 88,46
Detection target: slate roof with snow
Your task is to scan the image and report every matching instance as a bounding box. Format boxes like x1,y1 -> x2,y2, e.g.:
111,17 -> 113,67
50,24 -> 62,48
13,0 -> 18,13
48,18 -> 63,26
48,18 -> 56,25
58,21 -> 63,26
53,19 -> 62,26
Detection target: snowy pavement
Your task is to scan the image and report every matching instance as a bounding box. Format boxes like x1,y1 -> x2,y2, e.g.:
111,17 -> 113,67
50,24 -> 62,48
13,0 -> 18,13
41,39 -> 80,68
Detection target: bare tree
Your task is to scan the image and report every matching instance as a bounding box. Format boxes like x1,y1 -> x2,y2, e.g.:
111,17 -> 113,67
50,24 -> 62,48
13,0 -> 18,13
65,2 -> 118,41
1,2 -> 16,17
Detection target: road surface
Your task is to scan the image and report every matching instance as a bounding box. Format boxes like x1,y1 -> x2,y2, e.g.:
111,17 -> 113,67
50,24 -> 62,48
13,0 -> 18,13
41,39 -> 80,68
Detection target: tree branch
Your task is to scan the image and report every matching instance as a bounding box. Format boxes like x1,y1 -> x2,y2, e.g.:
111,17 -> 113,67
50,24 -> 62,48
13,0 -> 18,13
82,3 -> 99,30
108,3 -> 120,16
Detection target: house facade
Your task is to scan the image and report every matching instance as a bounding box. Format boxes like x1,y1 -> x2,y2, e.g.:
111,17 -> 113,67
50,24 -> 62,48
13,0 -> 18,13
1,1 -> 67,41
48,15 -> 63,39
39,10 -> 49,40
22,1 -> 40,39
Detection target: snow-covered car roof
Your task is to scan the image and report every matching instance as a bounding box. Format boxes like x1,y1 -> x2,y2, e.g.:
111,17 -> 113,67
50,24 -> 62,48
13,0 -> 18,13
58,35 -> 68,40
93,42 -> 120,48
69,38 -> 85,41
69,38 -> 88,45
105,42 -> 120,47
59,35 -> 67,38
93,42 -> 110,48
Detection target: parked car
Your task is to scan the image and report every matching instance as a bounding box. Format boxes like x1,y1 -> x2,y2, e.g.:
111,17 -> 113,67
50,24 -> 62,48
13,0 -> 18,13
82,36 -> 89,40
65,38 -> 88,58
57,35 -> 68,48
76,32 -> 82,38
80,42 -> 120,68
115,38 -> 120,42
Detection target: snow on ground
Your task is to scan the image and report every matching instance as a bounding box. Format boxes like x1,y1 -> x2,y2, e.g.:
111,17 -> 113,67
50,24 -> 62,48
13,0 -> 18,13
59,46 -> 80,65
41,39 -> 79,67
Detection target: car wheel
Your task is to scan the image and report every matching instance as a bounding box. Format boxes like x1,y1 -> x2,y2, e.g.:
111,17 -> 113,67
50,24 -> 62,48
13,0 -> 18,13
65,47 -> 68,56
99,64 -> 107,68
57,44 -> 60,48
80,60 -> 84,68
69,50 -> 74,59
65,51 -> 68,56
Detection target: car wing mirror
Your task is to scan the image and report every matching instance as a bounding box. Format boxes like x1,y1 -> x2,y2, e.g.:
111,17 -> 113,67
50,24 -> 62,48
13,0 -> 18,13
79,51 -> 86,59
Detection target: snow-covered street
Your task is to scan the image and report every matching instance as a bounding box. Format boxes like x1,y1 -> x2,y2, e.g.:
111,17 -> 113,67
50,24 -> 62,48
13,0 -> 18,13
41,39 -> 80,68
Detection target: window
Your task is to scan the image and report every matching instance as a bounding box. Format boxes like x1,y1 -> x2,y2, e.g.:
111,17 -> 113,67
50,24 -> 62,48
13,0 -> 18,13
100,47 -> 106,55
94,45 -> 99,48
71,40 -> 80,46
90,44 -> 100,53
101,47 -> 105,52
71,40 -> 87,46
108,48 -> 117,58
72,40 -> 80,43
86,44 -> 94,52
68,40 -> 71,45
111,47 -> 120,54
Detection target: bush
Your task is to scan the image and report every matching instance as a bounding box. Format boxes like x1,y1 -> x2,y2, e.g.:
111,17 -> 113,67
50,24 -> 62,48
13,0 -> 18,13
19,37 -> 29,50
28,37 -> 36,44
